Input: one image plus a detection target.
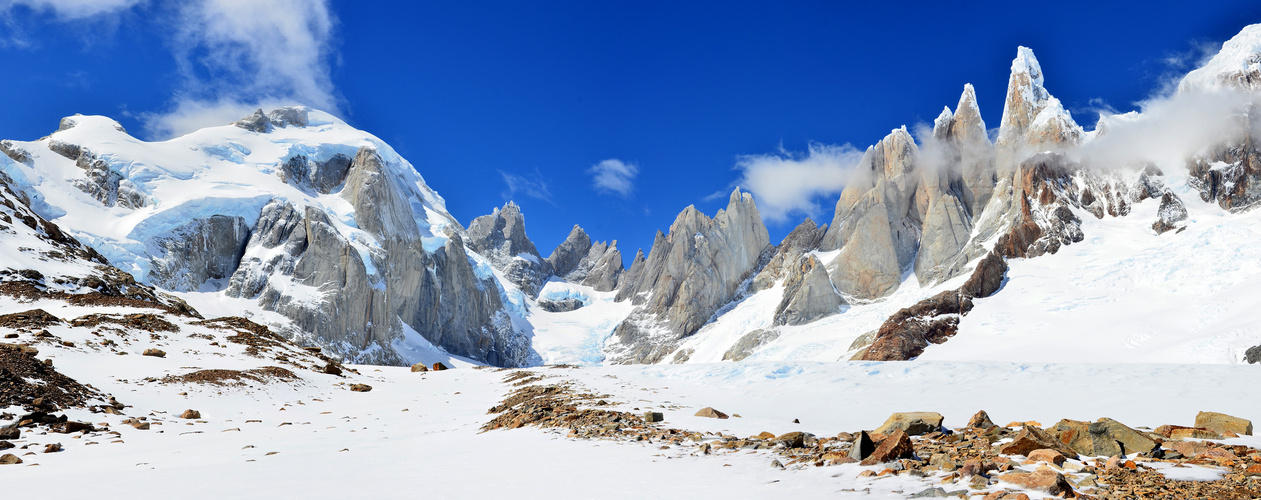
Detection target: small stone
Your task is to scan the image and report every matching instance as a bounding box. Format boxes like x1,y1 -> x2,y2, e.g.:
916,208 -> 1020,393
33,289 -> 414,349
410,363 -> 428,373
180,409 -> 201,419
42,443 -> 61,453
694,407 -> 728,419
142,348 -> 166,357
349,384 -> 372,392
0,453 -> 22,465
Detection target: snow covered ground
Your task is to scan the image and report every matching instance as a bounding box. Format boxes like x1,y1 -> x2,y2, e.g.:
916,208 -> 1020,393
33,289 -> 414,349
5,291 -> 1261,499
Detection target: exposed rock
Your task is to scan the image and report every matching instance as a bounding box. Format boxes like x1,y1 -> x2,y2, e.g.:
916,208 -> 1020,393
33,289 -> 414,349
180,409 -> 201,419
546,225 -> 592,278
234,109 -> 272,133
538,298 -> 584,312
431,362 -> 448,371
859,291 -> 972,361
1026,449 -> 1067,466
267,107 -> 309,128
349,383 -> 372,392
1000,426 -> 1076,458
1152,191 -> 1189,234
968,410 -> 997,429
860,429 -> 914,465
142,348 -> 166,357
694,407 -> 729,419
822,128 -> 923,271
147,215 -> 250,292
1196,411 -> 1253,436
828,205 -> 902,300
1246,345 -> 1261,364
574,241 -> 624,291
773,254 -> 845,326
0,140 -> 32,166
279,153 -> 353,194
643,411 -> 663,423
750,218 -> 827,293
0,453 -> 21,465
1089,418 -> 1159,455
776,431 -> 807,448
721,328 -> 779,362
915,193 -> 973,286
997,467 -> 1074,498
849,430 -> 876,461
608,188 -> 770,363
409,363 -> 428,372
467,202 -> 551,296
960,252 -> 1008,299
872,412 -> 944,437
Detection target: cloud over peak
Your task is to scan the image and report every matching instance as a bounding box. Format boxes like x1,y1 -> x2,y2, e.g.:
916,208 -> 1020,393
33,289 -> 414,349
589,158 -> 638,198
734,143 -> 864,223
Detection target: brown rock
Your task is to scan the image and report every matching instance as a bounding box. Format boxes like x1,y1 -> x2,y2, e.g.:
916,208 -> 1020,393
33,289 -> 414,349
1170,441 -> 1210,458
142,348 -> 166,358
694,407 -> 729,419
968,410 -> 997,429
860,429 -> 913,465
1026,448 -> 1066,466
410,363 -> 428,372
1195,411 -> 1252,436
180,409 -> 201,419
0,453 -> 22,465
1000,426 -> 1076,458
776,431 -> 806,448
961,252 -> 1008,299
42,443 -> 61,453
872,411 -> 944,436
431,362 -> 448,371
1169,428 -> 1223,440
349,384 -> 372,392
755,431 -> 775,440
998,466 -> 1074,497
0,428 -> 20,440
322,363 -> 342,376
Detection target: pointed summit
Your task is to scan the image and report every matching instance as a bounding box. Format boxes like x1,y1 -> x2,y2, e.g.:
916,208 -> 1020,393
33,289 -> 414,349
997,46 -> 1081,150
1179,23 -> 1261,93
952,84 -> 988,145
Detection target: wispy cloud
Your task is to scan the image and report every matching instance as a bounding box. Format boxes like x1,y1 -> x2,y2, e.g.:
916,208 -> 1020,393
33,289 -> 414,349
734,142 -> 864,223
499,169 -> 554,204
0,0 -> 143,20
589,158 -> 638,198
144,0 -> 339,138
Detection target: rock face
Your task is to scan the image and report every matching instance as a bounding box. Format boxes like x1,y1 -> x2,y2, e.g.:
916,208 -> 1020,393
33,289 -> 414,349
774,255 -> 845,326
828,206 -> 902,300
549,227 -> 624,292
1195,411 -> 1253,436
1152,191 -> 1189,234
607,188 -> 771,364
148,215 -> 250,292
914,193 -> 973,286
859,290 -> 973,361
279,153 -> 352,195
466,202 -> 551,297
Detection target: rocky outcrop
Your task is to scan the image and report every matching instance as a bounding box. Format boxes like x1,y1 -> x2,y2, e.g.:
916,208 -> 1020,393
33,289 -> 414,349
466,201 -> 551,297
279,153 -> 353,194
773,255 -> 845,326
858,290 -> 973,361
996,47 -> 1082,166
44,131 -> 146,209
822,128 -> 923,271
148,215 -> 250,292
1152,191 -> 1189,234
546,225 -> 591,277
233,107 -> 310,133
573,241 -> 624,291
750,218 -> 826,292
721,328 -> 779,361
828,206 -> 901,300
914,193 -> 973,286
1187,131 -> 1261,212
607,188 -> 771,364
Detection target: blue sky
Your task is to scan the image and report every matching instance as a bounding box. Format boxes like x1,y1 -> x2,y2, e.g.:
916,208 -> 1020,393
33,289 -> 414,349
2,1 -> 1260,260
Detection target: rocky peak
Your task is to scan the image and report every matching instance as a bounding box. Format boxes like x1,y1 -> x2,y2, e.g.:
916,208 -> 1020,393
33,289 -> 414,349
998,47 -> 1055,146
233,107 -> 311,133
873,127 -> 919,179
951,84 -> 988,146
547,225 -> 592,277
1180,23 -> 1261,93
466,201 -> 549,296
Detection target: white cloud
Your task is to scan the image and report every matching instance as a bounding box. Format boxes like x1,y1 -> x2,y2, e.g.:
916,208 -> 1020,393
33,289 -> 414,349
734,143 -> 864,223
0,0 -> 142,20
589,159 -> 639,198
144,0 -> 339,138
499,169 -> 554,204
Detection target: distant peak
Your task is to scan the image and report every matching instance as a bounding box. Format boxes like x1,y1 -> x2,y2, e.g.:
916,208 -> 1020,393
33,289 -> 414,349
1011,46 -> 1044,86
1179,23 -> 1261,93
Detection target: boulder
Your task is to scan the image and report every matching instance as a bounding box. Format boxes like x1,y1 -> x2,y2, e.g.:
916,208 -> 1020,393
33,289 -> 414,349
1026,449 -> 1066,466
1000,426 -> 1076,458
873,412 -> 944,437
349,384 -> 372,392
142,348 -> 166,358
997,467 -> 1074,498
1152,191 -> 1188,234
848,430 -> 876,461
431,362 -> 448,371
860,429 -> 914,465
0,428 -> 18,440
0,453 -> 21,465
776,431 -> 806,448
643,412 -> 663,423
180,409 -> 201,419
694,407 -> 729,419
409,363 -> 428,373
1089,418 -> 1158,455
967,410 -> 997,429
1195,411 -> 1252,436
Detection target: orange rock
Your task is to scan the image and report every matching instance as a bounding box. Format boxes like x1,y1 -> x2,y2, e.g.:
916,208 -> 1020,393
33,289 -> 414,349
1122,460 -> 1137,469
1027,448 -> 1067,466
859,429 -> 914,466
1006,421 -> 1042,428
1245,464 -> 1261,474
998,467 -> 1074,497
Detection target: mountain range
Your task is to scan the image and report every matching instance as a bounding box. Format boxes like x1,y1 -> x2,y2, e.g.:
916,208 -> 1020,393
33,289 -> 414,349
4,24 -> 1261,370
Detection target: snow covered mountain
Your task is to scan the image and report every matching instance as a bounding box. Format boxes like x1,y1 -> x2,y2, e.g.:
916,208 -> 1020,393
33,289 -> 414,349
6,24 -> 1261,370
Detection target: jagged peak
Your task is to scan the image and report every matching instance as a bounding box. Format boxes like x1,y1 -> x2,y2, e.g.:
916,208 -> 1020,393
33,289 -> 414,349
933,106 -> 954,138
1011,46 -> 1045,87
1180,23 -> 1261,93
998,46 -> 1057,146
